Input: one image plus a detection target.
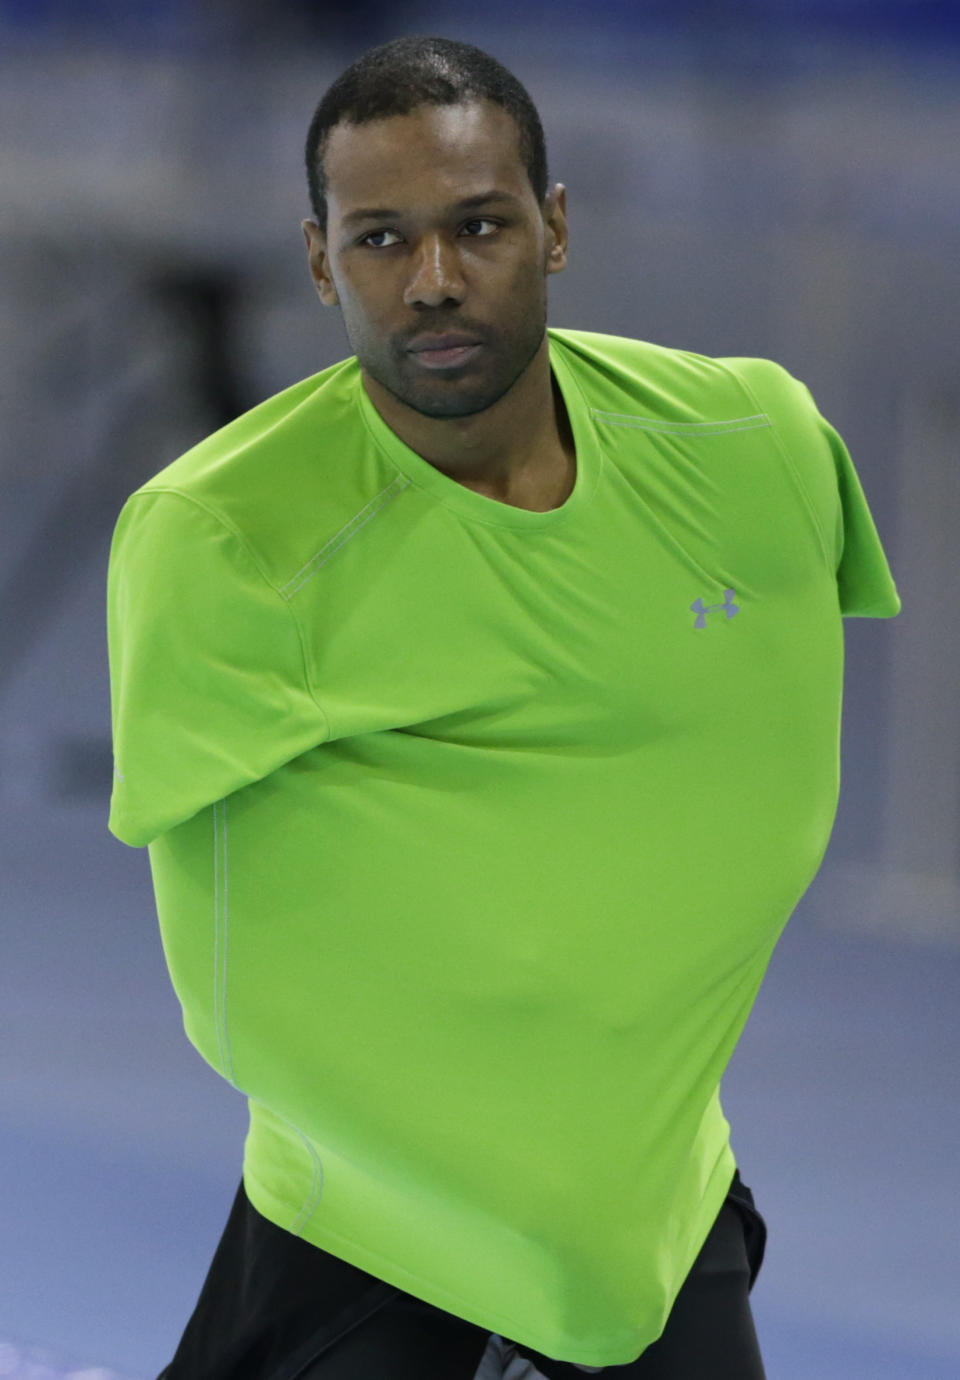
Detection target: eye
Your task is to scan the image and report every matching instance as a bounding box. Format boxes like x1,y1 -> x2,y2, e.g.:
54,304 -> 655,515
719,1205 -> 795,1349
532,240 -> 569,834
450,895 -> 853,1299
461,218 -> 500,236
359,228 -> 402,249
358,218 -> 502,249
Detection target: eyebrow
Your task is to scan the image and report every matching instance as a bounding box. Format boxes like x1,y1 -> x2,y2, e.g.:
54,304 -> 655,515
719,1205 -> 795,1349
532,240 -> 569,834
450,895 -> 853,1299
341,190 -> 523,229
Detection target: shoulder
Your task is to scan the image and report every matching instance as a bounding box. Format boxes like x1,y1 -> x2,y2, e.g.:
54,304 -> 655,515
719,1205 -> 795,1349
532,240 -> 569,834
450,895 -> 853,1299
548,328 -> 811,424
715,354 -> 821,426
138,363 -> 347,495
111,354 -> 394,591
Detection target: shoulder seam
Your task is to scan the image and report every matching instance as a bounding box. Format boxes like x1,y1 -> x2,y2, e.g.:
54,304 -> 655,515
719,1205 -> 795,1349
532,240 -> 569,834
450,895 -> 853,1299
712,359 -> 833,575
130,487 -> 332,736
280,473 -> 412,600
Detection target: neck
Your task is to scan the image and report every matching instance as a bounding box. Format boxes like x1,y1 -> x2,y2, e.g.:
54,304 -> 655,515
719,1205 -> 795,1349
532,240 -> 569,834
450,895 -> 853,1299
360,335 -> 574,497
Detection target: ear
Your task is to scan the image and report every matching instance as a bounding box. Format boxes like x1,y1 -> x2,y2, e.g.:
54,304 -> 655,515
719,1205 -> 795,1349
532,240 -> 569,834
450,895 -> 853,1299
543,184 -> 568,275
302,219 -> 339,306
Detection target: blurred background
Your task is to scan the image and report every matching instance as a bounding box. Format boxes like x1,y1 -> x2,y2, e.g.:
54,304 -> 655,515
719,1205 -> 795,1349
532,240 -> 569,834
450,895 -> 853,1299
1,2 -> 958,1377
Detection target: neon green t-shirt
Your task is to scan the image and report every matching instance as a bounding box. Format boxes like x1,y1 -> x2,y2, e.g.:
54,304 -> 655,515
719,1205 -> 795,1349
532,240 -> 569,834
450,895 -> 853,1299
106,328 -> 901,1366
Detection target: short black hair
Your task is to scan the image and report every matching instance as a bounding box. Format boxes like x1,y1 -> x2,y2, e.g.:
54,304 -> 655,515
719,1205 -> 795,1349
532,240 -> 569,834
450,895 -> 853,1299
304,36 -> 549,234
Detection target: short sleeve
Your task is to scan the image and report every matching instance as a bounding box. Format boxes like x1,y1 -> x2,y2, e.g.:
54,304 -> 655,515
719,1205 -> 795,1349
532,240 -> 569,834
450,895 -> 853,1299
722,355 -> 903,620
106,488 -> 329,847
817,411 -> 903,619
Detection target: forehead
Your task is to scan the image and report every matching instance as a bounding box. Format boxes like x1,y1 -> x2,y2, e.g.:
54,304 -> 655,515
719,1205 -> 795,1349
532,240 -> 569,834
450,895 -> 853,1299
323,100 -> 530,220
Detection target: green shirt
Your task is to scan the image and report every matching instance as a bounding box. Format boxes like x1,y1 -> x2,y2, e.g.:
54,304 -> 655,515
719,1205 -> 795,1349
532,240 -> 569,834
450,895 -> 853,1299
106,328 -> 901,1366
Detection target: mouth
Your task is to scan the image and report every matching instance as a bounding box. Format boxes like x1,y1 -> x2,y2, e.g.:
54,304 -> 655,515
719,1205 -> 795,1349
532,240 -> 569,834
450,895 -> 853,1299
407,340 -> 484,370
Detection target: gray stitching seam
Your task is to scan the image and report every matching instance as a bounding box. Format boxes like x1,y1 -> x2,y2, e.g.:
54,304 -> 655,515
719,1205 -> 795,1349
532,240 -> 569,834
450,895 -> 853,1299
245,1100 -> 326,1233
213,799 -> 236,1086
127,490 -> 332,733
280,475 -> 411,600
591,408 -> 766,425
716,363 -> 833,573
261,1106 -> 326,1233
221,798 -> 235,1085
591,409 -> 770,436
289,1131 -> 325,1234
212,801 -> 225,1078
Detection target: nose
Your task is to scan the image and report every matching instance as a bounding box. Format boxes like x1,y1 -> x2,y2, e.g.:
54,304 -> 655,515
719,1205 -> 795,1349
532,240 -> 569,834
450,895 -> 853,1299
403,233 -> 466,308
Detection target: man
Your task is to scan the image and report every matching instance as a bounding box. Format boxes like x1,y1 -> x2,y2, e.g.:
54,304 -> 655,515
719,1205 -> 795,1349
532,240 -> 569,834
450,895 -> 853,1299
106,34 -> 902,1380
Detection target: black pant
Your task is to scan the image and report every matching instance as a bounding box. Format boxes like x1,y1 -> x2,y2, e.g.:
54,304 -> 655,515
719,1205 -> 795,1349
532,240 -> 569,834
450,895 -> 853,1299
160,1170 -> 767,1379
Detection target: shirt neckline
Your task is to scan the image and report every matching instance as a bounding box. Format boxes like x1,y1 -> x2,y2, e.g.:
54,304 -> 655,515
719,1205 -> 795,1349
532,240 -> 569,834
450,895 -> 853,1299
355,329 -> 600,530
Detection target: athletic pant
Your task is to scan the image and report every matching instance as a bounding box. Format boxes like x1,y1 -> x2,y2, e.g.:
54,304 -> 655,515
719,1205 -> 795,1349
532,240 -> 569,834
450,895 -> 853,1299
159,1169 -> 767,1379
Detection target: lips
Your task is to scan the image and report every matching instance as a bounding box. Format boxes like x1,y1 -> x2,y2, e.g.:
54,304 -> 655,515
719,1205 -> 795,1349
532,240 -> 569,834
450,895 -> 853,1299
411,344 -> 482,369
408,333 -> 481,352
408,336 -> 484,370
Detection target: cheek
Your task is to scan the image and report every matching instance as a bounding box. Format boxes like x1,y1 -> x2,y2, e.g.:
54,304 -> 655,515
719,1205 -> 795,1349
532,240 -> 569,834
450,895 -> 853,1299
342,266 -> 397,323
334,274 -> 375,324
504,256 -> 547,304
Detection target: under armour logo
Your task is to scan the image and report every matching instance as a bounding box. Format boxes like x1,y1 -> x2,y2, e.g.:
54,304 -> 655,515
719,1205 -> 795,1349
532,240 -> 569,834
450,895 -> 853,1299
690,588 -> 739,629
